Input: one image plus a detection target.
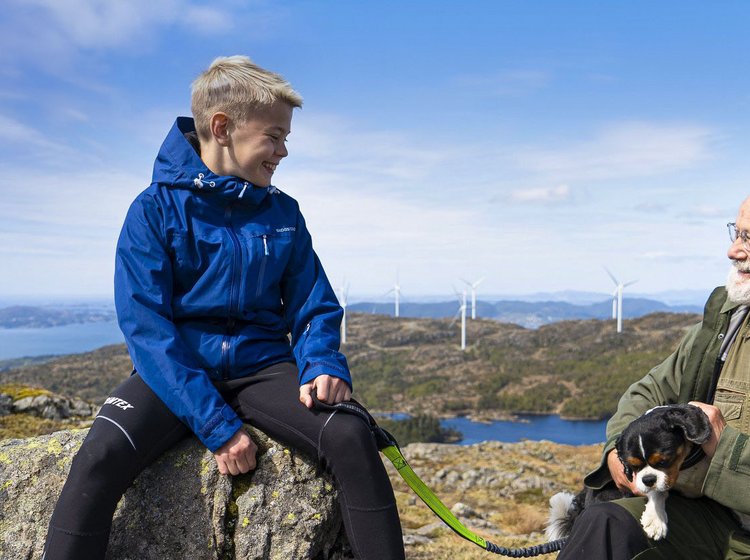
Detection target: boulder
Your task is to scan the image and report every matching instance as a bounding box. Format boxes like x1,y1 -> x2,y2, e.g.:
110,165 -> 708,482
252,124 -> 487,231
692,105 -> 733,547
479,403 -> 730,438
10,393 -> 97,420
0,394 -> 11,417
0,427 -> 352,559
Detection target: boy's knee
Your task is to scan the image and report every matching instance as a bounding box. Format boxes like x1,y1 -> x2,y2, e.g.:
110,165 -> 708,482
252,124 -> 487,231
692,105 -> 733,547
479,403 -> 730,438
70,417 -> 139,485
319,413 -> 376,459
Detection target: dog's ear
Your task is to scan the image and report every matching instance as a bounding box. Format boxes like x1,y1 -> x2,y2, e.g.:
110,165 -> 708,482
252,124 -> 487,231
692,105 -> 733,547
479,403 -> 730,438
623,464 -> 633,482
614,436 -> 634,482
667,404 -> 712,444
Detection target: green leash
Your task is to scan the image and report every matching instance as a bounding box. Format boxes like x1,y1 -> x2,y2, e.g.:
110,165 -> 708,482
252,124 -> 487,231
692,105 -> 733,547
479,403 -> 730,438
313,397 -> 567,557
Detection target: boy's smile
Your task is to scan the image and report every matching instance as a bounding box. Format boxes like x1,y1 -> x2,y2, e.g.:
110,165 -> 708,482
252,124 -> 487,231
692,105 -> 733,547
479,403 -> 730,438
207,100 -> 293,188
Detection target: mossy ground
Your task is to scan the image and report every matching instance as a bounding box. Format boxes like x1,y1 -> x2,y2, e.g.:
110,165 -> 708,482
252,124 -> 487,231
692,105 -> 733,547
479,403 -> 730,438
0,413 -> 90,440
0,383 -> 53,401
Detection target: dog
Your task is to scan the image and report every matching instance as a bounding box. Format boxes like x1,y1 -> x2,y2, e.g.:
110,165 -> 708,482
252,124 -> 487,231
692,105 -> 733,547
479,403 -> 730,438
546,403 -> 711,541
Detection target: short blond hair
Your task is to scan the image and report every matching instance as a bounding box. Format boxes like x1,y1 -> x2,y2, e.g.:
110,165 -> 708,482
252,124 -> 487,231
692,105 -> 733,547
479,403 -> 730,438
191,55 -> 303,140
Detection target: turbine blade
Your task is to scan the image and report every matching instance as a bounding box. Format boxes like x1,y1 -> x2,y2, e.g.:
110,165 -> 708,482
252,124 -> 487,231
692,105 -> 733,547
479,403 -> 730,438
603,266 -> 619,286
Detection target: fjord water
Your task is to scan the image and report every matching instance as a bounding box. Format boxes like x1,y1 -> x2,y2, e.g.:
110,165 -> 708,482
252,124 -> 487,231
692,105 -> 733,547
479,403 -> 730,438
442,414 -> 607,445
0,321 -> 124,361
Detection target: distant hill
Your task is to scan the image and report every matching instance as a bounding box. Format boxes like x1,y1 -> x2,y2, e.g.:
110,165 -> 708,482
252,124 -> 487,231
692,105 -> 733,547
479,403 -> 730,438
0,311 -> 699,420
0,305 -> 115,328
349,298 -> 702,328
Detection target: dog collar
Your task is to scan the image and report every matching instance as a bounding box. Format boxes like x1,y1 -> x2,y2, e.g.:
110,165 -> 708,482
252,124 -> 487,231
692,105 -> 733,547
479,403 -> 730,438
681,445 -> 706,470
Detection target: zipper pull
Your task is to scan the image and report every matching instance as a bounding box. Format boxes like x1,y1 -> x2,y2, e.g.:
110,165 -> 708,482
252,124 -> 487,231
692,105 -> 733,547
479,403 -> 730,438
262,235 -> 269,256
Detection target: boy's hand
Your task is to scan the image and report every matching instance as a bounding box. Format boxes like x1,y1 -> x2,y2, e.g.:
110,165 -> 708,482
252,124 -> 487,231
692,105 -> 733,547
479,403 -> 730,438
299,374 -> 352,409
214,428 -> 257,476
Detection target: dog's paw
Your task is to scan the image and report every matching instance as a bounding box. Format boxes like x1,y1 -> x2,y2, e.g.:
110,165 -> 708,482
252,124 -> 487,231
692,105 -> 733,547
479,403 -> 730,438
641,508 -> 668,540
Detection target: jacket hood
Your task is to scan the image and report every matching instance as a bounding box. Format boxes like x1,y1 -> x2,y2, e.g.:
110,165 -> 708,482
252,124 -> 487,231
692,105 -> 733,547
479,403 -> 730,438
151,117 -> 272,206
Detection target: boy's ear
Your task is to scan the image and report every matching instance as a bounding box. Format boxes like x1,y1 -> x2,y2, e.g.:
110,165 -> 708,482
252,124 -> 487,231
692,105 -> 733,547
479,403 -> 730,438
209,113 -> 231,146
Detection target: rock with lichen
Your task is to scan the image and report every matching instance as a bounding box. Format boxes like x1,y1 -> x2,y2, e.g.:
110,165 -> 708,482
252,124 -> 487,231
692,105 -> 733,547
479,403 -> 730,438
0,427 -> 352,559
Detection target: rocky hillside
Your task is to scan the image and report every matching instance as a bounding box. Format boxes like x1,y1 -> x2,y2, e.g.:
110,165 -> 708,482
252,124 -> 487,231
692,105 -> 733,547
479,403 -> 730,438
0,311 -> 698,420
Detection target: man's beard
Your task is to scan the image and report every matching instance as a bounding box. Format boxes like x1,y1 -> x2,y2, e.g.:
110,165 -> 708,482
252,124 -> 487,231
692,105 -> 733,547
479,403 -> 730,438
726,261 -> 750,304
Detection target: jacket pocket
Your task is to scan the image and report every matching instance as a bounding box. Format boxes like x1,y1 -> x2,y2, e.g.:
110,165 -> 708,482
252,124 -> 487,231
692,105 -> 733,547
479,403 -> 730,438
714,389 -> 744,422
243,230 -> 294,298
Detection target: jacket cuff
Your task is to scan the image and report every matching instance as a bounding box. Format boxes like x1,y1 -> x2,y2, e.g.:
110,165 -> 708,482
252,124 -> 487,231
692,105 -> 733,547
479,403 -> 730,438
702,424 -> 750,509
298,362 -> 352,389
198,404 -> 244,452
584,442 -> 617,489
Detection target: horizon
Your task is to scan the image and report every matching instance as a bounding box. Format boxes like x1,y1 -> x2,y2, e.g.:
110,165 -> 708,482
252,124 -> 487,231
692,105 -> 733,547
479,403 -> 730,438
0,287 -> 713,308
2,1 -> 748,299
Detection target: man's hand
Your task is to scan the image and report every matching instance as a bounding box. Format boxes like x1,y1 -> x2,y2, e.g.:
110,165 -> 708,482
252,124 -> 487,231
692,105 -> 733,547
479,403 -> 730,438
688,401 -> 727,458
607,449 -> 642,495
299,374 -> 352,409
213,428 -> 257,476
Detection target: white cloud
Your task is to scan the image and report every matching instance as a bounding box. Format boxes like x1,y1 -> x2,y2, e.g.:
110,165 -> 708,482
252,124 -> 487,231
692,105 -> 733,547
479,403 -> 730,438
0,113 -> 72,153
515,121 -> 715,181
0,0 -> 245,73
691,205 -> 725,218
16,0 -> 181,48
634,202 -> 667,214
288,113 -> 449,186
181,5 -> 234,30
509,184 -> 571,203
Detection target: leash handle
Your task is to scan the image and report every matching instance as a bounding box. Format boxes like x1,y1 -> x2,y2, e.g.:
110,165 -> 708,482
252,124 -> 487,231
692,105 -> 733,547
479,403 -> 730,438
310,393 -> 398,449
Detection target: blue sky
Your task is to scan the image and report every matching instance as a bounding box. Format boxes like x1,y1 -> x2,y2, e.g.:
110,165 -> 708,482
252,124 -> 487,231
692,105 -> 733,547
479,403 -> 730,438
2,1 -> 749,303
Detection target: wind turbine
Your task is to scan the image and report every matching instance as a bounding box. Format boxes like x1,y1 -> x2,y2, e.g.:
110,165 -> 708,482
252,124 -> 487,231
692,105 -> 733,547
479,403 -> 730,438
339,280 -> 350,344
450,288 -> 468,350
385,276 -> 401,318
461,277 -> 485,320
605,268 -> 637,334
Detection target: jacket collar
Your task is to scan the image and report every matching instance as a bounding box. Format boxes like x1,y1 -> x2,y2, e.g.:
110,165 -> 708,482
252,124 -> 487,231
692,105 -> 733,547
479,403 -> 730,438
151,117 -> 272,206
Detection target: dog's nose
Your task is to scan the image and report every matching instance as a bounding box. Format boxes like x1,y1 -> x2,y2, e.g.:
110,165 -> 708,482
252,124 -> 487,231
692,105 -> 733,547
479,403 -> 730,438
642,474 -> 657,487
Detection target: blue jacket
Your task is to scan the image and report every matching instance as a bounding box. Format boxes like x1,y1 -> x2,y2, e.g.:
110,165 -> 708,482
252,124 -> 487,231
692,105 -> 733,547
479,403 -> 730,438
115,117 -> 350,452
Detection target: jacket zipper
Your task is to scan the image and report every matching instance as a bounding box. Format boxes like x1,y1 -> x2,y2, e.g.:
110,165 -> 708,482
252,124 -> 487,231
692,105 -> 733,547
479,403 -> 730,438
222,204 -> 243,379
256,234 -> 269,297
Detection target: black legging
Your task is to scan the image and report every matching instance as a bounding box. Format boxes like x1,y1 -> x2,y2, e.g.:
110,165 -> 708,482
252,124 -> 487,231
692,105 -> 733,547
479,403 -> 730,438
43,362 -> 404,559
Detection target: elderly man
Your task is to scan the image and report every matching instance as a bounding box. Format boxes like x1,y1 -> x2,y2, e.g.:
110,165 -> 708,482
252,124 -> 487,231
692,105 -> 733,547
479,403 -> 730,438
559,196 -> 750,560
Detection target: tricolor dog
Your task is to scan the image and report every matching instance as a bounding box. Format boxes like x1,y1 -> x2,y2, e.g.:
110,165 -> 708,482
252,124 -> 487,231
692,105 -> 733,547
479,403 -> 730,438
546,404 -> 711,541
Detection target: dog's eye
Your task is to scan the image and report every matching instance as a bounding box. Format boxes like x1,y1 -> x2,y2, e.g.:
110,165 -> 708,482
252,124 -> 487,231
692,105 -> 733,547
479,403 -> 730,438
654,460 -> 671,469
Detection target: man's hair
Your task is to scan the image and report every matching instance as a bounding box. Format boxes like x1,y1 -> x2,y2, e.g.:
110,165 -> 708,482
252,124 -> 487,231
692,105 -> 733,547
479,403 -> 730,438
191,55 -> 303,140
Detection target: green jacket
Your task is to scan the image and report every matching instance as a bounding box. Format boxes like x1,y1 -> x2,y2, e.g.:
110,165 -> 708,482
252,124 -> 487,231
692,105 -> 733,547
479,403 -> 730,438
584,287 -> 750,515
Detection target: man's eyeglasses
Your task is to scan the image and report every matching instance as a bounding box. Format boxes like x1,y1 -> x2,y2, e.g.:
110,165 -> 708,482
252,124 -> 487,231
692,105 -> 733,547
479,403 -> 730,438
727,222 -> 750,251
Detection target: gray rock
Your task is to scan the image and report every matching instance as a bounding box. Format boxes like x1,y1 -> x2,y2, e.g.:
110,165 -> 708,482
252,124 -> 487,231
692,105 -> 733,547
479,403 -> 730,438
10,393 -> 97,421
0,427 -> 352,559
0,394 -> 11,416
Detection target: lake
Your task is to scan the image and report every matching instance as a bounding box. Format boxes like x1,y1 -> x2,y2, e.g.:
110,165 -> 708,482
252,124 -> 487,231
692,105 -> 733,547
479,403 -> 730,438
442,414 -> 608,446
0,321 -> 124,361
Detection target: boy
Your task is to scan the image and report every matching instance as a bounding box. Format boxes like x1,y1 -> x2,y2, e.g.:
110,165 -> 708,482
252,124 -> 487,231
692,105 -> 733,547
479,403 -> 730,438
43,55 -> 405,560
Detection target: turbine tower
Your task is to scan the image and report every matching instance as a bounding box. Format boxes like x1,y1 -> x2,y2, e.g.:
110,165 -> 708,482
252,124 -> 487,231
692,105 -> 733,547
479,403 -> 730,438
339,280 -> 349,344
450,288 -> 468,350
605,268 -> 637,334
461,277 -> 485,320
385,276 -> 401,318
